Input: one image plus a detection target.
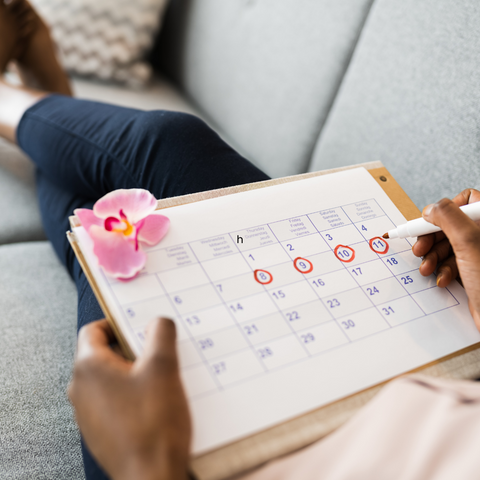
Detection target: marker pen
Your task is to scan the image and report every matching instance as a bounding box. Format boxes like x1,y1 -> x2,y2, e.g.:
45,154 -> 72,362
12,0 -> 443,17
383,202 -> 480,239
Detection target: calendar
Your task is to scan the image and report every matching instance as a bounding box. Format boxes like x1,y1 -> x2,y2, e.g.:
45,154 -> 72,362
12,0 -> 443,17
73,168 -> 480,455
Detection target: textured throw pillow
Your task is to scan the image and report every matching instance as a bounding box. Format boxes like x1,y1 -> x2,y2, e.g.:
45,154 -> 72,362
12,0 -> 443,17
30,0 -> 169,87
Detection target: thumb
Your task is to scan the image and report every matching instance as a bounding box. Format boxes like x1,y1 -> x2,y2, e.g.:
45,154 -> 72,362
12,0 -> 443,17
422,198 -> 480,253
134,317 -> 179,375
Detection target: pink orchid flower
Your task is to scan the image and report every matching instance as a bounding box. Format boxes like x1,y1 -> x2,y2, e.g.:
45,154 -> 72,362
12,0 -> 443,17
75,189 -> 169,281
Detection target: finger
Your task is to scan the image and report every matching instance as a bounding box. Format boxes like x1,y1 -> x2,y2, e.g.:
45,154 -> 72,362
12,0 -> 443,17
414,189 -> 480,264
452,188 -> 480,207
412,230 -> 446,257
452,189 -> 480,228
110,343 -> 125,357
436,256 -> 460,288
135,317 -> 179,375
70,320 -> 130,404
422,198 -> 480,254
76,319 -> 127,366
418,237 -> 452,276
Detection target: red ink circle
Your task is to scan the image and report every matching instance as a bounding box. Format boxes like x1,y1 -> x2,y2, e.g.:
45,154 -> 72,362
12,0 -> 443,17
369,237 -> 389,254
334,245 -> 356,263
293,257 -> 313,274
254,269 -> 273,285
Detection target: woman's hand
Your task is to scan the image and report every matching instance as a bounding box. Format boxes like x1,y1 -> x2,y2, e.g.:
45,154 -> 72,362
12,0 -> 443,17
68,318 -> 191,480
412,188 -> 480,330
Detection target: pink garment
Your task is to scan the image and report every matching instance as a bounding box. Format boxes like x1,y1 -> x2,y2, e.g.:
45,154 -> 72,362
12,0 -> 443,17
238,375 -> 480,480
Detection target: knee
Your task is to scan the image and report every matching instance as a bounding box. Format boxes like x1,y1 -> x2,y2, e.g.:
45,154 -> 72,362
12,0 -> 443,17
137,111 -> 214,148
127,110 -> 224,194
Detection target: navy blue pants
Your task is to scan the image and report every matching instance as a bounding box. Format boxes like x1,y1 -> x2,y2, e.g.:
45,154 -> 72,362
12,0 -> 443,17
17,95 -> 270,479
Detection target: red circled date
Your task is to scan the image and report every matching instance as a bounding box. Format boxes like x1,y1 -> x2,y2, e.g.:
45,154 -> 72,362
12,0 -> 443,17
293,257 -> 313,274
254,269 -> 273,285
369,237 -> 389,254
334,245 -> 356,263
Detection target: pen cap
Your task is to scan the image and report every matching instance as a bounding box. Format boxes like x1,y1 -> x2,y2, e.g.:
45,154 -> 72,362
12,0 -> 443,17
405,218 -> 441,238
395,223 -> 414,238
404,202 -> 480,238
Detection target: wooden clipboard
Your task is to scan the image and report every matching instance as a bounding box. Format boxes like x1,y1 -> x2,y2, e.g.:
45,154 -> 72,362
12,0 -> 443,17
68,161 -> 480,480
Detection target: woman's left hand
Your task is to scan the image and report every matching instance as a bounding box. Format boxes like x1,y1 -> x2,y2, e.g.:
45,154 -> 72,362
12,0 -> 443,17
68,317 -> 191,480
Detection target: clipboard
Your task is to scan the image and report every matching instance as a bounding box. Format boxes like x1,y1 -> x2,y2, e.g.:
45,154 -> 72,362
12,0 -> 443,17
68,161 -> 480,480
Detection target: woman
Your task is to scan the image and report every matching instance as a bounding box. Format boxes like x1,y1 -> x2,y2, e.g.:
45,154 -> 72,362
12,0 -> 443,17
3,2 -> 480,479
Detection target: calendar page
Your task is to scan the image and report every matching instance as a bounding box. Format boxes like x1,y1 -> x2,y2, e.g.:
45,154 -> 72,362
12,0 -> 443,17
73,168 -> 480,455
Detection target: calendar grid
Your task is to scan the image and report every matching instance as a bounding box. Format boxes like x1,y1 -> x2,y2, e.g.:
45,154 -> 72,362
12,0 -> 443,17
382,260 -> 428,319
183,300 -> 462,402
308,206 -> 390,338
168,282 -> 452,353
186,239 -> 268,377
368,200 -> 459,316
265,221 -> 351,346
258,224 -> 315,356
115,262 -> 456,311
371,203 -> 430,318
108,197 -> 462,398
338,204 -> 393,331
103,269 -> 143,353
153,273 -> 225,391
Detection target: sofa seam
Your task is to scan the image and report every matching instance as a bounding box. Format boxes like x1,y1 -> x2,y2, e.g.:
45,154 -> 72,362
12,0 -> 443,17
304,0 -> 377,172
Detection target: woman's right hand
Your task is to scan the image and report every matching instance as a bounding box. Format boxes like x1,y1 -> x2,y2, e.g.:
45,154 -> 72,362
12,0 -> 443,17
412,188 -> 480,331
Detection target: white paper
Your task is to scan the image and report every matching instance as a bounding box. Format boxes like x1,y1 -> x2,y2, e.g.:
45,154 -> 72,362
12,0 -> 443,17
74,168 -> 480,455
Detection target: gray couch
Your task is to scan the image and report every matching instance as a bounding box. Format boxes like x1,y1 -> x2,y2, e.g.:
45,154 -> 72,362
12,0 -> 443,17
2,0 -> 479,477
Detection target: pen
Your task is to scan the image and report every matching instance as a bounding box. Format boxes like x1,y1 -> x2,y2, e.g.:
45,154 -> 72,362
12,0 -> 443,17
383,202 -> 480,239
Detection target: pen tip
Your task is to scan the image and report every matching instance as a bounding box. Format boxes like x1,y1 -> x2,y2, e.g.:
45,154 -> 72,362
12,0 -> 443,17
382,233 -> 389,239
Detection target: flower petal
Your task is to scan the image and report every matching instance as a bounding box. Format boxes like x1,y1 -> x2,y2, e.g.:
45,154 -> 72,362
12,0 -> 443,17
93,189 -> 157,224
137,214 -> 170,246
89,225 -> 146,279
75,208 -> 104,231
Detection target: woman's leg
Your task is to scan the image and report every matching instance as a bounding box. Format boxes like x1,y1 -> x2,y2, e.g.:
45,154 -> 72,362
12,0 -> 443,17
18,95 -> 269,199
26,95 -> 270,280
32,103 -> 270,318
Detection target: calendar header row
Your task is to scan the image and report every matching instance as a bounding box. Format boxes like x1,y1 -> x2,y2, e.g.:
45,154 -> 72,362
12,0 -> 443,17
144,199 -> 385,268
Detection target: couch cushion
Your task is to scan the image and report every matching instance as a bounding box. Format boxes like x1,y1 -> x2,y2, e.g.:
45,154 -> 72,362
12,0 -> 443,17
0,139 -> 46,245
309,0 -> 480,209
72,74 -> 202,115
158,0 -> 374,178
0,242 -> 83,478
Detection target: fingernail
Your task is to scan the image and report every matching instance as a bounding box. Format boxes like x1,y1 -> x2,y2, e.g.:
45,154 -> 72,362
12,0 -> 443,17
423,204 -> 433,217
436,274 -> 442,286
